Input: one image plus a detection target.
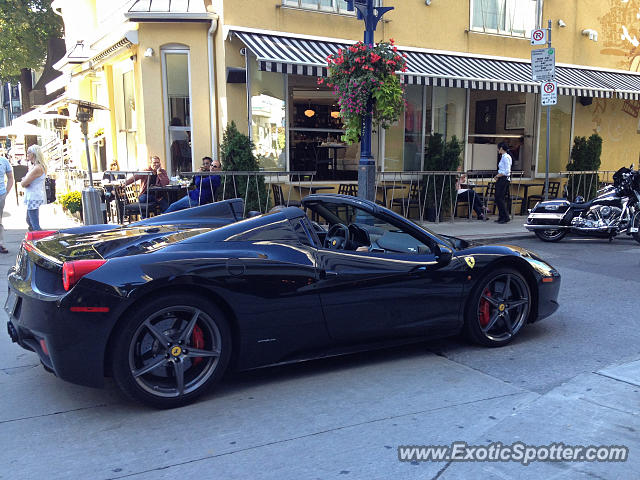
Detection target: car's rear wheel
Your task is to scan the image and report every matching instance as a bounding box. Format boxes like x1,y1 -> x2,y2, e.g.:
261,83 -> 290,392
464,268 -> 531,347
534,228 -> 567,242
112,294 -> 231,408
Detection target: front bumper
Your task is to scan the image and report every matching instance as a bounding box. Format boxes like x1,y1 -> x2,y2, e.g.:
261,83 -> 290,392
533,274 -> 561,322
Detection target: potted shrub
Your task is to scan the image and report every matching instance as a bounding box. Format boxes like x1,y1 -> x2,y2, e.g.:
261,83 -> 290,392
423,134 -> 462,221
566,133 -> 602,201
220,121 -> 270,212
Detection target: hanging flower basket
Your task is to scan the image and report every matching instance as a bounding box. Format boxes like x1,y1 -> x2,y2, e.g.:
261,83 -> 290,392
319,39 -> 407,144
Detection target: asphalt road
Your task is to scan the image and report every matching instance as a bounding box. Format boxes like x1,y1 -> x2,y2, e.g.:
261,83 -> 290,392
1,233 -> 639,480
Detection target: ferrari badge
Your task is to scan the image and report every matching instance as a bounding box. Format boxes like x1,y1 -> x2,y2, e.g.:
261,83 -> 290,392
464,256 -> 475,269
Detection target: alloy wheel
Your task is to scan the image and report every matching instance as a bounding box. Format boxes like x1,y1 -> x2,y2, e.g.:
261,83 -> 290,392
477,273 -> 530,342
128,306 -> 222,398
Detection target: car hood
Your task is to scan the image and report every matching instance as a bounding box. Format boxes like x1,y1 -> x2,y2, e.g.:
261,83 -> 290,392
33,225 -> 212,262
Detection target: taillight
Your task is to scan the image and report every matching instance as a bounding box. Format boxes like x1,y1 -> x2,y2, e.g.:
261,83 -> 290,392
62,260 -> 107,291
25,230 -> 58,242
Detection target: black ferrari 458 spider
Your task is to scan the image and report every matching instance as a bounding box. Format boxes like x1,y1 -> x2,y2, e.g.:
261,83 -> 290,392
5,195 -> 560,408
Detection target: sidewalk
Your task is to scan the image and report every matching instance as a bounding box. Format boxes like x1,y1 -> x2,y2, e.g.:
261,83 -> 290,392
419,215 -> 532,242
1,191 -> 79,255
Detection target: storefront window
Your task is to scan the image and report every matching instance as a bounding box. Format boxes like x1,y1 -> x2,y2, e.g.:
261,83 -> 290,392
385,84 -> 429,171
288,76 -> 354,180
163,50 -> 192,175
538,96 -> 573,174
251,68 -> 286,170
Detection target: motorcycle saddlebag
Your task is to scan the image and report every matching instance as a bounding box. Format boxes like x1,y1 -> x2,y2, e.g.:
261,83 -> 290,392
526,200 -> 570,226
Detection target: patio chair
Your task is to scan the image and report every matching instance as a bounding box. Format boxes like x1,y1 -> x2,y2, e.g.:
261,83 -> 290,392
271,183 -> 301,207
390,182 -> 422,218
337,183 -> 358,196
527,181 -> 560,209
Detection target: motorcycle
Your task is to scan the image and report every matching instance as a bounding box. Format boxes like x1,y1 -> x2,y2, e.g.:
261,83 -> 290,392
525,165 -> 640,244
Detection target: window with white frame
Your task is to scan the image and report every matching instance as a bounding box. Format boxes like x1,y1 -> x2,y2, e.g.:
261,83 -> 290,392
470,0 -> 539,37
282,0 -> 381,14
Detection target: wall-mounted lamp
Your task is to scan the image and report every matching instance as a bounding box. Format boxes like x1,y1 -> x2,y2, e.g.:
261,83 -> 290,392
144,47 -> 154,57
582,29 -> 598,41
557,19 -> 566,28
425,0 -> 431,5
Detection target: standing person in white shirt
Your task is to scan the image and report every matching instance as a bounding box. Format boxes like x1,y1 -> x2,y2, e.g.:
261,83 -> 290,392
20,145 -> 47,231
494,142 -> 512,224
0,149 -> 14,253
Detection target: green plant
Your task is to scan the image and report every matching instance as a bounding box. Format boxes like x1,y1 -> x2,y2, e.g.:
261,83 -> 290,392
59,191 -> 82,215
566,133 -> 602,200
423,134 -> 463,218
321,39 -> 406,144
220,121 -> 270,212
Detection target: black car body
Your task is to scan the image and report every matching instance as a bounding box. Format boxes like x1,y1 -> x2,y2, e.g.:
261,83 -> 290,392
5,195 -> 560,408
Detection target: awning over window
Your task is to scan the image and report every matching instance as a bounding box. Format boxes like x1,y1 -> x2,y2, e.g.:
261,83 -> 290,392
231,29 -> 640,100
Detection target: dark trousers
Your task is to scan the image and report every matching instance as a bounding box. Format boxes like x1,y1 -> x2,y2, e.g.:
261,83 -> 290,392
495,176 -> 510,221
457,190 -> 484,218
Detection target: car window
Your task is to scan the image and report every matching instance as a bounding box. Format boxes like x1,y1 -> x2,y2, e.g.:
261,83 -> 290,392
310,202 -> 431,255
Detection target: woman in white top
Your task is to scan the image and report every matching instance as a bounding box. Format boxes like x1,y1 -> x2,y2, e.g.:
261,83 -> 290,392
20,145 -> 47,231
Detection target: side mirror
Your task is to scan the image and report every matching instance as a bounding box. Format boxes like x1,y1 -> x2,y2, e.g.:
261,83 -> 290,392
434,244 -> 453,266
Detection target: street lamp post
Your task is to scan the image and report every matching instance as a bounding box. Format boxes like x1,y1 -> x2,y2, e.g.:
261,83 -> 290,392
346,0 -> 394,201
67,99 -> 109,225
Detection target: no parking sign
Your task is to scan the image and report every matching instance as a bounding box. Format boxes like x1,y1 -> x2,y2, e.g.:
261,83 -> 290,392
531,28 -> 547,45
541,81 -> 558,106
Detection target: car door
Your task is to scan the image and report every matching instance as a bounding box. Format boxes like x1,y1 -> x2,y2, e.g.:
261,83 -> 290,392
314,245 -> 464,342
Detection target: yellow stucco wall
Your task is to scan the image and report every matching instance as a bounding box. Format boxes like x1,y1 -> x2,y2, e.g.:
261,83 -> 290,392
221,0 -> 640,70
573,98 -> 640,171
137,22 -> 213,170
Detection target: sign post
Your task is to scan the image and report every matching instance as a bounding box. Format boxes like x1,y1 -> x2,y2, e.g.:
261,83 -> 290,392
531,20 -> 555,200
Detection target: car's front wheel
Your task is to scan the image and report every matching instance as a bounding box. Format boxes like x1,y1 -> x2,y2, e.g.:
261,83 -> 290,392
464,268 -> 531,347
112,294 -> 231,408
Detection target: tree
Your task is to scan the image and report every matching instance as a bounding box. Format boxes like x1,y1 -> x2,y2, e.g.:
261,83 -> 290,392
0,0 -> 63,82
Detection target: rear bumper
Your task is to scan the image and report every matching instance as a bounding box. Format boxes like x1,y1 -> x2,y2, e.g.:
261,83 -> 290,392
5,269 -> 121,388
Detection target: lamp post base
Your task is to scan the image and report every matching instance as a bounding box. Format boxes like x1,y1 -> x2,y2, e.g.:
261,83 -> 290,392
358,161 -> 376,202
82,187 -> 104,225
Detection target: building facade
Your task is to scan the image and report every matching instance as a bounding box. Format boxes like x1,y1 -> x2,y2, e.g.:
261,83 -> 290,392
43,0 -> 640,181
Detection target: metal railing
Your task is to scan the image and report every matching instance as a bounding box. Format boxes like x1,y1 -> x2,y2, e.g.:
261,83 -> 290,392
376,171 -> 526,223
560,170 -> 617,202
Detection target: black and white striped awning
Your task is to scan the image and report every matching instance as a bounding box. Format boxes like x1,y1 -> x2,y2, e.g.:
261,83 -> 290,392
232,30 -> 640,100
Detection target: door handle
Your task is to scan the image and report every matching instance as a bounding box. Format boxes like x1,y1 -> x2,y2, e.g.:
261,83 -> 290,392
319,269 -> 338,279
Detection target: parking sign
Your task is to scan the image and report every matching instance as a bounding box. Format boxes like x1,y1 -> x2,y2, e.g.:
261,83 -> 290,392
541,81 -> 558,106
531,29 -> 547,45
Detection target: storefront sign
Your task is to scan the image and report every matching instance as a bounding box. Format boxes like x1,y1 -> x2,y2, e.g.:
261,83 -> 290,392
541,81 -> 558,106
531,29 -> 547,46
531,48 -> 555,82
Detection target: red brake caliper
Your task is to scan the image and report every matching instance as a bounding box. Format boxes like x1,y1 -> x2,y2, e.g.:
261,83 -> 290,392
479,289 -> 492,327
191,324 -> 204,366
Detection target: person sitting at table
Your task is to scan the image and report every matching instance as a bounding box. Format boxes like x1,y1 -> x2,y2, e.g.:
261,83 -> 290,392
102,160 -> 125,182
164,157 -> 221,213
456,174 -> 487,220
125,155 -> 169,216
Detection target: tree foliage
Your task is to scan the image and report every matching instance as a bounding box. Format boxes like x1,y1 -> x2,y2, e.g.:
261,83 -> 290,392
0,0 -> 62,82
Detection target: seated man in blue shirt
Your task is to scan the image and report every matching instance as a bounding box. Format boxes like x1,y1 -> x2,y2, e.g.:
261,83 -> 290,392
165,157 -> 221,213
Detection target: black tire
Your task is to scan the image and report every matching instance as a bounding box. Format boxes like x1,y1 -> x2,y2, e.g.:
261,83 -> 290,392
111,294 -> 231,408
464,268 -> 532,347
534,228 -> 567,242
632,214 -> 640,245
